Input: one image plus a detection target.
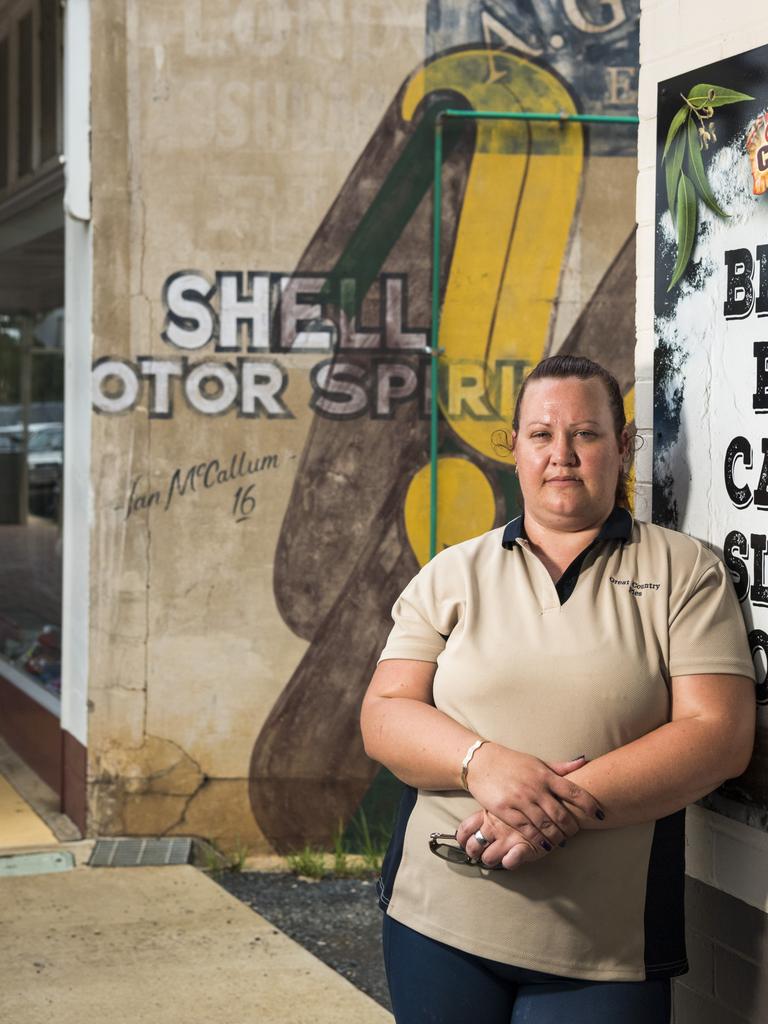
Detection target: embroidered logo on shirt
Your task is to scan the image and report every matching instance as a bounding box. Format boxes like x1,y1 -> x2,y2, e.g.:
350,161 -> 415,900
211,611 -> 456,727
609,576 -> 661,597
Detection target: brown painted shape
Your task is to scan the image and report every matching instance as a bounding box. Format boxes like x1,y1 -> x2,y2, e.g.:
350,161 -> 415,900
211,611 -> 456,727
252,87 -> 476,848
251,491 -> 417,852
273,88 -> 473,642
557,229 -> 637,394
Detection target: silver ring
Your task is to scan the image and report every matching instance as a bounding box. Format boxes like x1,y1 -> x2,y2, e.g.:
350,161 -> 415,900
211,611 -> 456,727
473,829 -> 490,847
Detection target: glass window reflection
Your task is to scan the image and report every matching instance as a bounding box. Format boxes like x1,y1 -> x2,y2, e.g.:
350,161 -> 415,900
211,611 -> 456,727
0,310 -> 63,700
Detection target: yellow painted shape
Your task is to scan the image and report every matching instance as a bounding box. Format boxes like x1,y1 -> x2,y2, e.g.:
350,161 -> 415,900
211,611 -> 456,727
404,457 -> 496,567
0,774 -> 56,849
402,50 -> 584,464
623,385 -> 634,427
624,386 -> 635,513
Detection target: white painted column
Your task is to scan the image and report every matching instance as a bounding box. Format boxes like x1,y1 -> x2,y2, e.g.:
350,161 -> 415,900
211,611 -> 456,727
61,0 -> 92,747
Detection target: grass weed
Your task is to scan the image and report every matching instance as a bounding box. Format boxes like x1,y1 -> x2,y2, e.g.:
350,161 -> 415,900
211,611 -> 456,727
349,807 -> 386,875
228,836 -> 250,872
283,809 -> 389,880
331,820 -> 376,879
200,838 -> 228,874
286,844 -> 327,880
200,836 -> 251,874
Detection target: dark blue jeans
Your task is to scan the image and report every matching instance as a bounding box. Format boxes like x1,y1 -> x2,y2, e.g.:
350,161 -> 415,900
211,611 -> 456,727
383,915 -> 671,1024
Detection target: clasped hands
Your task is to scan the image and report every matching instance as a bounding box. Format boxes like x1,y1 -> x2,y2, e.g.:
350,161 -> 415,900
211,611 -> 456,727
455,745 -> 605,871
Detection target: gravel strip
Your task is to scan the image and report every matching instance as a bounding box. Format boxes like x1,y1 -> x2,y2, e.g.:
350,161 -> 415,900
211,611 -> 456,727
215,871 -> 391,1011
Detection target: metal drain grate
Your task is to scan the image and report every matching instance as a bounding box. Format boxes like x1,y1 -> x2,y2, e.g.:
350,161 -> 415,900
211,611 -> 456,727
88,837 -> 192,867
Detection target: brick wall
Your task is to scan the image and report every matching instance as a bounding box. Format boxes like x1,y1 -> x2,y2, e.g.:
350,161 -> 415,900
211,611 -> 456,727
678,877 -> 768,1023
636,3 -> 768,1021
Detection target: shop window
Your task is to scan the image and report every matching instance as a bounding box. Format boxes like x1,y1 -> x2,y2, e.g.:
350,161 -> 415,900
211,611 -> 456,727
0,37 -> 7,190
0,311 -> 63,702
16,13 -> 32,179
0,1 -> 62,197
39,0 -> 58,163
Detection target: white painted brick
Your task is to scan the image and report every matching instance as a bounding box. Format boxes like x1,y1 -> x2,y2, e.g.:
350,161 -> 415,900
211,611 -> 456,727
721,18 -> 768,65
637,119 -> 657,172
635,324 -> 655,364
635,308 -> 655,350
636,273 -> 655,332
632,480 -> 653,522
639,5 -> 683,63
636,167 -> 657,225
637,59 -> 659,116
639,42 -> 727,116
712,824 -> 768,915
635,378 -> 654,433
685,811 -> 768,913
635,442 -> 654,486
635,221 -> 655,265
641,42 -> 719,78
636,329 -> 655,375
635,427 -> 654,476
638,78 -> 661,122
679,0 -> 739,47
635,221 -> 656,282
685,805 -> 716,888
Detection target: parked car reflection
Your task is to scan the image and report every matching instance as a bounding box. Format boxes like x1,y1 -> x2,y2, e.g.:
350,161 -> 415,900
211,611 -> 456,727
26,423 -> 63,488
0,421 -> 63,518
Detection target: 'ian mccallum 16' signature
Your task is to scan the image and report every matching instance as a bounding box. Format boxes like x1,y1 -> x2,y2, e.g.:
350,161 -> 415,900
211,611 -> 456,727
122,449 -> 282,521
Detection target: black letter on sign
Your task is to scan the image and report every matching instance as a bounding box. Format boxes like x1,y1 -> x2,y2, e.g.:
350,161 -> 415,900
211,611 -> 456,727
724,249 -> 754,319
724,436 -> 753,508
754,342 -> 768,412
751,534 -> 768,607
758,245 -> 768,317
748,629 -> 768,705
729,532 -> 753,602
757,439 -> 768,509
724,531 -> 750,603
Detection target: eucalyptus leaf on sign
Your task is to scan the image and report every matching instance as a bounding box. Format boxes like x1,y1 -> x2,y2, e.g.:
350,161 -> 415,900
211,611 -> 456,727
686,84 -> 754,109
660,82 -> 753,289
663,106 -> 689,161
665,132 -> 685,219
669,173 -> 697,291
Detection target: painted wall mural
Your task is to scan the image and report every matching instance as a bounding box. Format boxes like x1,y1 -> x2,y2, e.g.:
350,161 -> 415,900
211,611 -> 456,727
244,4 -> 640,850
88,1 -> 640,849
653,45 -> 768,829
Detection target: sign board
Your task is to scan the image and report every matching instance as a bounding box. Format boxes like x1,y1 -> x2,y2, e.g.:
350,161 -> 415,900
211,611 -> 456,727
654,44 -> 768,828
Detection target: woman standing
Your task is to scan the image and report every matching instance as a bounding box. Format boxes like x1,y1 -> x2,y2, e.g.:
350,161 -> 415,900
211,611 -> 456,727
360,355 -> 755,1024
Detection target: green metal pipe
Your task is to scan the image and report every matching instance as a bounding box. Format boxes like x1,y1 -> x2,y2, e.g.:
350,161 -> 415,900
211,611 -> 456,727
430,119 -> 443,562
442,109 -> 640,125
429,109 -> 640,560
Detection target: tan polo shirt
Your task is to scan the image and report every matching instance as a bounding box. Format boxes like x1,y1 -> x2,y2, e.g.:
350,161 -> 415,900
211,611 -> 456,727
376,513 -> 755,981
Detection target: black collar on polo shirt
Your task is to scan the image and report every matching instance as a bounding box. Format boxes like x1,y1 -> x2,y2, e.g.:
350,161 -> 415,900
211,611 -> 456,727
501,505 -> 633,606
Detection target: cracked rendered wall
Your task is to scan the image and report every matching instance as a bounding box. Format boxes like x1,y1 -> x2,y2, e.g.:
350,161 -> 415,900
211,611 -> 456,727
87,0 -> 640,850
87,0 -> 429,847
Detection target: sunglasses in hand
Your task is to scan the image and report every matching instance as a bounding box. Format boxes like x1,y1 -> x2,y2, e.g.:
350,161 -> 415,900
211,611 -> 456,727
428,831 -> 505,870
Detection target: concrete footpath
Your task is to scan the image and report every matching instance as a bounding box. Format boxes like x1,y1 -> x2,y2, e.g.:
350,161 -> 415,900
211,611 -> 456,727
0,760 -> 392,1023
